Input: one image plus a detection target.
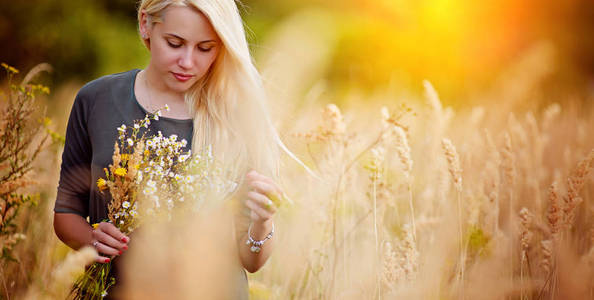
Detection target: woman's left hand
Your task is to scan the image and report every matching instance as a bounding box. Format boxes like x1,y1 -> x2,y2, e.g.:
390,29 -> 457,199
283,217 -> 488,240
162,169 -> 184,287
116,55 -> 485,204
244,170 -> 281,223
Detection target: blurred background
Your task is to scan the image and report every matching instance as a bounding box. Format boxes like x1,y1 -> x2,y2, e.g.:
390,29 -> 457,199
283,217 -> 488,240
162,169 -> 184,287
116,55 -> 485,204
2,1 -> 594,298
1,0 -> 594,108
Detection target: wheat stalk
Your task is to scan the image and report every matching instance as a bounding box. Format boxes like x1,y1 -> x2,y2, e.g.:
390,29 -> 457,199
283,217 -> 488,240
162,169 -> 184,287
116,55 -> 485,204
441,138 -> 465,296
563,149 -> 594,229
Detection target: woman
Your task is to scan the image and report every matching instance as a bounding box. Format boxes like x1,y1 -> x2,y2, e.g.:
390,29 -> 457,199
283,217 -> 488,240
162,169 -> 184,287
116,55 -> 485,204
53,0 -> 282,298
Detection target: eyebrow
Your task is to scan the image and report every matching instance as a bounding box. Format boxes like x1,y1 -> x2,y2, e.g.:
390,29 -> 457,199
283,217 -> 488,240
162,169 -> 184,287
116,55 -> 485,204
165,33 -> 217,44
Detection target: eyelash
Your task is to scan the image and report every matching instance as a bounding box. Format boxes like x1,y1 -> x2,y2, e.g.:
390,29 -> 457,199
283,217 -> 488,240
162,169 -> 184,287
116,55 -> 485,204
167,41 -> 181,48
167,41 -> 213,52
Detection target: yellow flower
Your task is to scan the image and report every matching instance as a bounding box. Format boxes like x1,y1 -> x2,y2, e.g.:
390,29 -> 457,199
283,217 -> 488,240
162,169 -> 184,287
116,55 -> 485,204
114,168 -> 127,177
92,223 -> 100,229
144,150 -> 150,157
1,63 -> 18,74
134,164 -> 140,170
265,191 -> 283,208
96,178 -> 107,191
121,154 -> 130,161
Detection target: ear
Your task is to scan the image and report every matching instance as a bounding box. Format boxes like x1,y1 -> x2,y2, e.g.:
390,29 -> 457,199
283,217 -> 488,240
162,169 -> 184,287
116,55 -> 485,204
139,10 -> 151,50
139,10 -> 150,39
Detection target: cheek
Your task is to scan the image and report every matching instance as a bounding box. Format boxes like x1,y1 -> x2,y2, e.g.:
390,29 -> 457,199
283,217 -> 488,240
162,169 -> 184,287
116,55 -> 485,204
195,52 -> 219,75
151,44 -> 179,67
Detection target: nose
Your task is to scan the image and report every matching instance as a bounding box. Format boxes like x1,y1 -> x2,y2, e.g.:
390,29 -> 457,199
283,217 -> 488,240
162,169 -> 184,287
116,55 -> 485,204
178,48 -> 194,69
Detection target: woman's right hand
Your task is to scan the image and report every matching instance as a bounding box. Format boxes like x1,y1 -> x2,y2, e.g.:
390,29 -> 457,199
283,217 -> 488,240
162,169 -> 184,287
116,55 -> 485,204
91,222 -> 130,263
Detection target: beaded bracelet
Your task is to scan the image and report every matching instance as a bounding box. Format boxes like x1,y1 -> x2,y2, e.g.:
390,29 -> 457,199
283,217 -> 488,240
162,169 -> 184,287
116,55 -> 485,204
246,222 -> 275,253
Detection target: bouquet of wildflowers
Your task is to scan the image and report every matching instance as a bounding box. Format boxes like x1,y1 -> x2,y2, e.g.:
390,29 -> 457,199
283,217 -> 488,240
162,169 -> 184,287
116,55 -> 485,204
71,108 -> 237,299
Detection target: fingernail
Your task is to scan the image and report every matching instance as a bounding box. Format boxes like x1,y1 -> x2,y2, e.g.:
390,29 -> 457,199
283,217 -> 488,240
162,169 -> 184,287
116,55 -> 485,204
105,258 -> 110,263
121,237 -> 128,243
123,245 -> 128,250
119,250 -> 122,255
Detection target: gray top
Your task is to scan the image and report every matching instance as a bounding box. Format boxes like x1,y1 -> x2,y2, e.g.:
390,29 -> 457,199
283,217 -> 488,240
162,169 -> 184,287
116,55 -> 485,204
54,69 -> 193,224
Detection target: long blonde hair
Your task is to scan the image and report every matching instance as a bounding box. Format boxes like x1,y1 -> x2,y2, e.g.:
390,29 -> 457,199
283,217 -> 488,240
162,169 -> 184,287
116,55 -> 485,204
138,0 -> 280,182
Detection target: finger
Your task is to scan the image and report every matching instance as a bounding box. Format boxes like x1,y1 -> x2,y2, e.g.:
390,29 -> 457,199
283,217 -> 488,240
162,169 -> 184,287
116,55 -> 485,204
94,230 -> 128,253
94,255 -> 111,264
250,181 -> 282,207
249,181 -> 279,197
94,239 -> 120,256
246,170 -> 275,185
247,191 -> 277,214
99,222 -> 130,243
245,198 -> 273,220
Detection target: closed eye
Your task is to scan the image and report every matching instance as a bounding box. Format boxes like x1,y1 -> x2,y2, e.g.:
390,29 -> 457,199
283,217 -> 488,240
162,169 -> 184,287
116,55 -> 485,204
167,40 -> 182,48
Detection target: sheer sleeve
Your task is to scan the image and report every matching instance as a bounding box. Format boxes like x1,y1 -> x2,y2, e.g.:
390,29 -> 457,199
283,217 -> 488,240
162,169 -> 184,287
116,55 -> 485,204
54,89 -> 93,218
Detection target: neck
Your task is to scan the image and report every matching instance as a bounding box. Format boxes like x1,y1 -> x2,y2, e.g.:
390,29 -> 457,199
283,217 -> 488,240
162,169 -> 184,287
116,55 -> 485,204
143,64 -> 184,101
139,66 -> 191,119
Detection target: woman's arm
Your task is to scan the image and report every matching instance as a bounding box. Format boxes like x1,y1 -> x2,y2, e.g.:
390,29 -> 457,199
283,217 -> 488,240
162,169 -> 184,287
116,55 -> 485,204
54,86 -> 129,263
53,212 -> 94,250
238,219 -> 274,273
237,170 -> 280,273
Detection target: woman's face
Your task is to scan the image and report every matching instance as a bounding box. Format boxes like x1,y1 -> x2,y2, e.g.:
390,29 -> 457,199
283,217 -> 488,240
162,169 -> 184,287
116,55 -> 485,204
143,6 -> 221,94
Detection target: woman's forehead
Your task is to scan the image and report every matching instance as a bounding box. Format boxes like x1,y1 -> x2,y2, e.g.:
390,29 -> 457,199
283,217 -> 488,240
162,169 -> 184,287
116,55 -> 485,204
157,5 -> 219,42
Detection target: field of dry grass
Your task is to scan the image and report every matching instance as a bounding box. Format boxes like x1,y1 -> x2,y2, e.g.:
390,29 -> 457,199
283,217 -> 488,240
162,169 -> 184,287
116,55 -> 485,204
1,15 -> 594,300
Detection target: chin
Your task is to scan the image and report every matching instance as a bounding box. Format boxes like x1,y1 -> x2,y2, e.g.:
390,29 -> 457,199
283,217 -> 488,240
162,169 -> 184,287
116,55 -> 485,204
167,80 -> 195,94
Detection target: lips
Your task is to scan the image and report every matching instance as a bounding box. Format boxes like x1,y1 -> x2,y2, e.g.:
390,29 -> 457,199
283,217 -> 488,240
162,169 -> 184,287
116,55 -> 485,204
172,72 -> 194,82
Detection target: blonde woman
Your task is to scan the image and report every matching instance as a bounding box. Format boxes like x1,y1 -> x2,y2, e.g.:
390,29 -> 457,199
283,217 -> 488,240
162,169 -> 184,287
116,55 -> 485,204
53,0 -> 282,298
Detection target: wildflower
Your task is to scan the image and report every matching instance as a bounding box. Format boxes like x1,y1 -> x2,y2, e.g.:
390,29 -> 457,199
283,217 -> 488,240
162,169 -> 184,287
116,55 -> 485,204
114,168 -> 127,177
127,138 -> 134,146
134,123 -> 140,129
143,186 -> 156,195
380,106 -> 390,123
165,104 -> 170,111
121,154 -> 130,161
122,201 -> 130,209
97,178 -> 108,191
101,291 -> 108,298
1,63 -> 19,74
117,125 -> 126,133
92,223 -> 100,229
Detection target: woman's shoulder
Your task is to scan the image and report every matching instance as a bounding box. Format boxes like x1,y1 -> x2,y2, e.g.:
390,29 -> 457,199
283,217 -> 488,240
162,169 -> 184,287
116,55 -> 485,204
76,69 -> 140,101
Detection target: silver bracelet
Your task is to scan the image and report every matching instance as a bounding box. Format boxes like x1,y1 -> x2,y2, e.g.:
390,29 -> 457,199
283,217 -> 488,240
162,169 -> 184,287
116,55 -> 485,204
246,222 -> 274,253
